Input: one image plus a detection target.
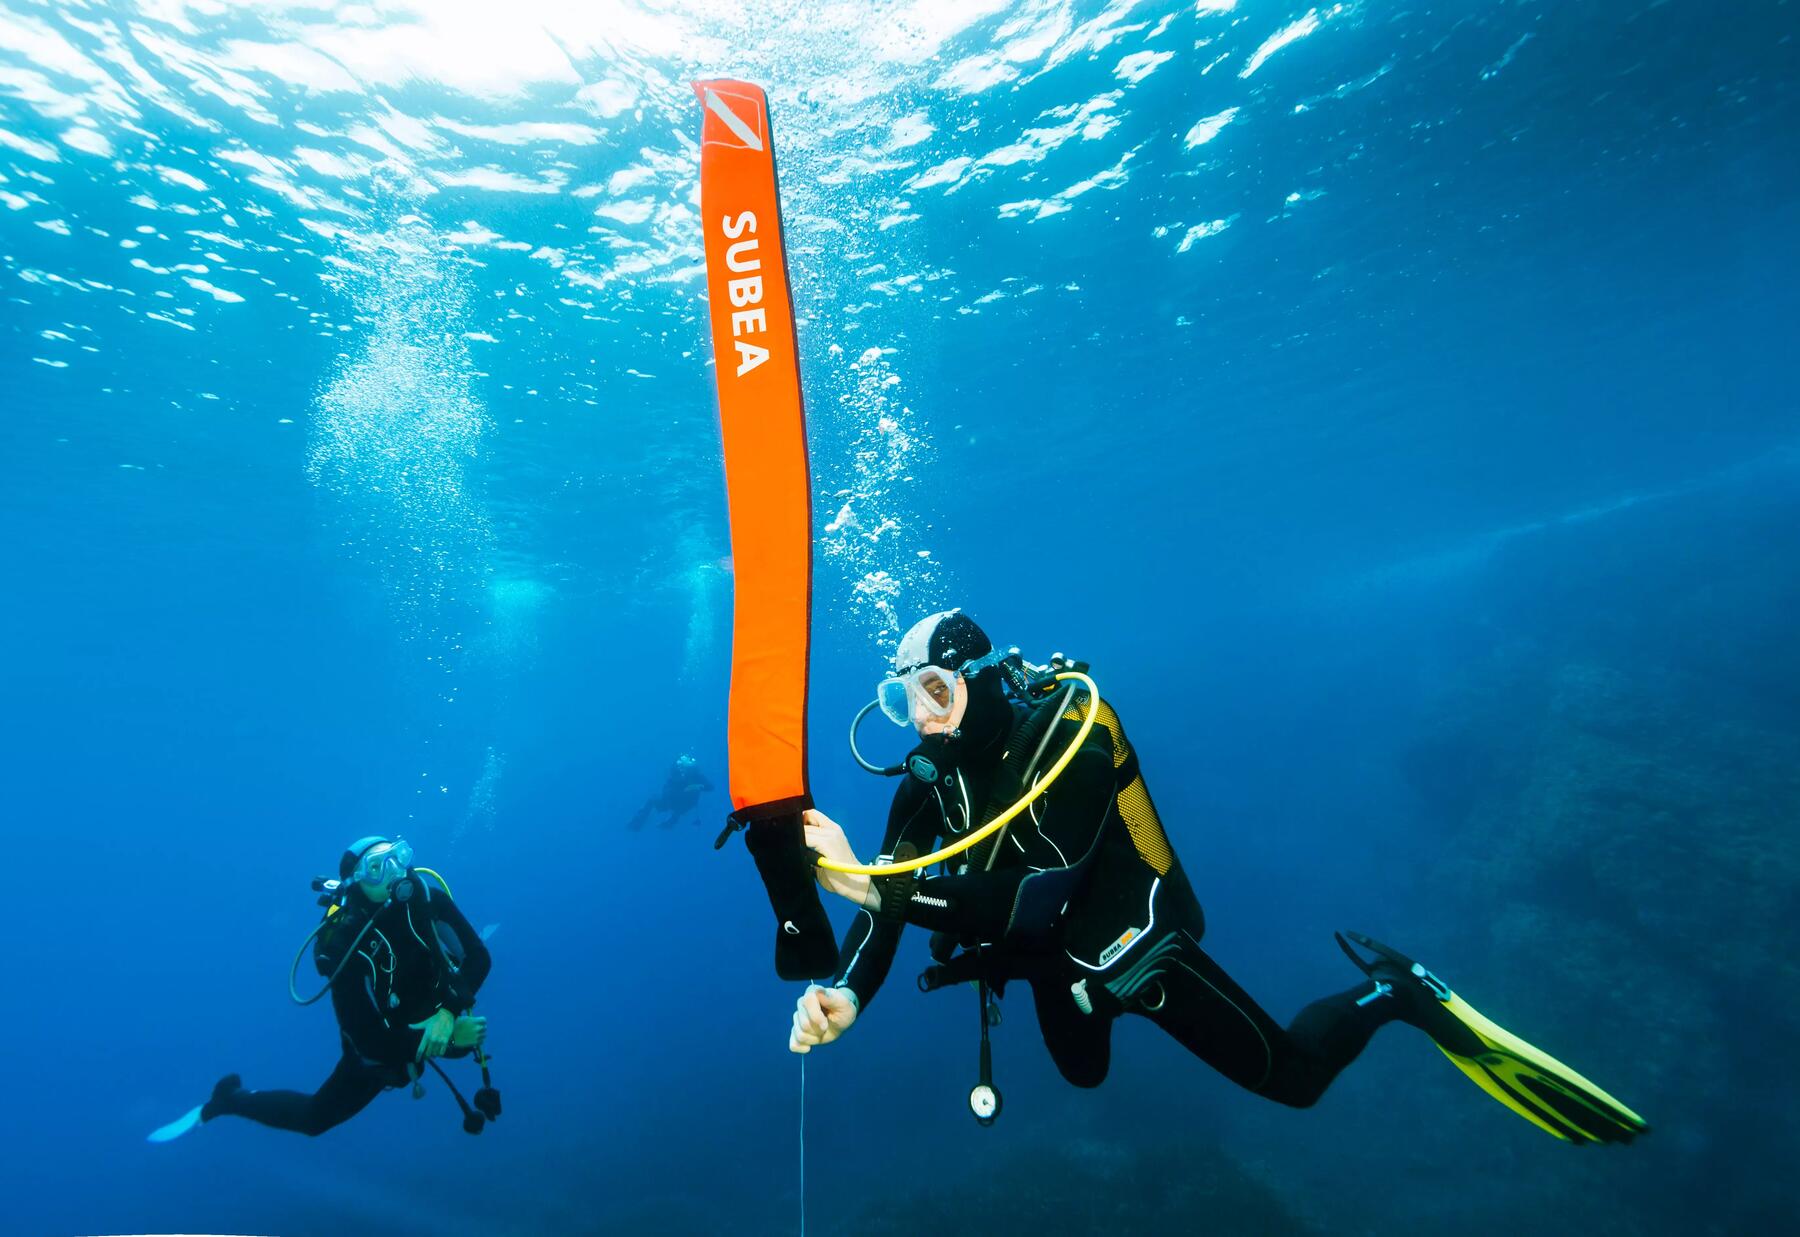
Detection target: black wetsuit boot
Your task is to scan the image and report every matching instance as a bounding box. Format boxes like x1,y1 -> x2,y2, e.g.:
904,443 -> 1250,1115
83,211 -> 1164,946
200,1074 -> 244,1122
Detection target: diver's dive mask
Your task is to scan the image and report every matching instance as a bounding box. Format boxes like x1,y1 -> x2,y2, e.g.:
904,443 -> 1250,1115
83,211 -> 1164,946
351,837 -> 413,888
877,649 -> 1005,728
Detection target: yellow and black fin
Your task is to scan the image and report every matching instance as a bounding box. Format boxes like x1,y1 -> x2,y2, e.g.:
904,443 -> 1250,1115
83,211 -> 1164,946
1338,931 -> 1650,1146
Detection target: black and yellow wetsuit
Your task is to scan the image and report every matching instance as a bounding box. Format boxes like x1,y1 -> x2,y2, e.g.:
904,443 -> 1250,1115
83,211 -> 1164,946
832,671 -> 1394,1105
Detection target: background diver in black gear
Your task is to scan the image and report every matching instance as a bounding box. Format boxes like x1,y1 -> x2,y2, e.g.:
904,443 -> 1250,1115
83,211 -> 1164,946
153,837 -> 494,1140
787,610 -> 1647,1145
628,753 -> 714,830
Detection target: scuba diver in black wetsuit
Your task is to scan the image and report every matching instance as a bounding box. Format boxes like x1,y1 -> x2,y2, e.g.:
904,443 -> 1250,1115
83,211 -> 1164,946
627,753 -> 714,830
150,837 -> 499,1141
788,611 -> 1648,1144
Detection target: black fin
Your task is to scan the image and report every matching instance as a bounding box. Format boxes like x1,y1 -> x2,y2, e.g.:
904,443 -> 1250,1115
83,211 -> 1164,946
1336,929 -> 1411,974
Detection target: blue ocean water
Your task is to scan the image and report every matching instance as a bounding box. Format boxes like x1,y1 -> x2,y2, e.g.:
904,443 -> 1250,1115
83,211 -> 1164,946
3,1 -> 1796,1234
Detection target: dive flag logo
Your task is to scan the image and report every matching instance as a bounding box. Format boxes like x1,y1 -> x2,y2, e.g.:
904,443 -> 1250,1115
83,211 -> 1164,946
702,87 -> 765,152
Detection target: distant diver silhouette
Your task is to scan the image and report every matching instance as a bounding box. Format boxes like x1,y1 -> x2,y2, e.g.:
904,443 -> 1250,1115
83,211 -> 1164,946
628,754 -> 714,831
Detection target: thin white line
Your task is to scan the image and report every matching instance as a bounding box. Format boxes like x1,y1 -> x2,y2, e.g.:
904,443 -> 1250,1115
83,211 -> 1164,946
405,903 -> 432,953
798,1054 -> 806,1237
840,908 -> 874,978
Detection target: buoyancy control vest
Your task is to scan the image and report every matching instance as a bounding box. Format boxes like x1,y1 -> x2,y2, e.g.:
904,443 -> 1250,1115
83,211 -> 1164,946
921,685 -> 1196,985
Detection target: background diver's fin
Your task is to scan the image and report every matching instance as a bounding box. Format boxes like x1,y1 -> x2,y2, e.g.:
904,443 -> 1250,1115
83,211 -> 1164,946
146,1104 -> 203,1143
744,814 -> 837,981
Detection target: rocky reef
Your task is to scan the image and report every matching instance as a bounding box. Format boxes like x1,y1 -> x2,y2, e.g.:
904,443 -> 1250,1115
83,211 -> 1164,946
834,1136 -> 1319,1236
1398,473 -> 1800,1230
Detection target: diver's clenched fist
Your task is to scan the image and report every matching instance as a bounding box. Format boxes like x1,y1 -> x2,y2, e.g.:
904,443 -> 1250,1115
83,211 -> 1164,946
789,983 -> 858,1053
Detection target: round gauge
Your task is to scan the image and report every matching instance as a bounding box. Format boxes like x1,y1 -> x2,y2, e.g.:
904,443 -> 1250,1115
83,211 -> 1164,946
969,1083 -> 1001,1125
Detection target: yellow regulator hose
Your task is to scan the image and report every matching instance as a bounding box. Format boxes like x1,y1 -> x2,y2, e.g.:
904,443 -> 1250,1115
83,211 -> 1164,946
814,672 -> 1100,877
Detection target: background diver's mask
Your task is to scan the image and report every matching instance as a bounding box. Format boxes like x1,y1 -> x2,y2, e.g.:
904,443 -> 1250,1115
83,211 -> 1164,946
878,649 -> 1005,728
350,837 -> 413,888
